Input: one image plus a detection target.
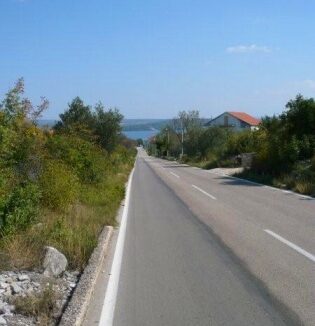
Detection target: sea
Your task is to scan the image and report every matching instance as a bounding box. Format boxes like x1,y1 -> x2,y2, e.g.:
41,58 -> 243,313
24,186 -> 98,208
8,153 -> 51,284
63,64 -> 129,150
37,120 -> 158,140
123,130 -> 158,140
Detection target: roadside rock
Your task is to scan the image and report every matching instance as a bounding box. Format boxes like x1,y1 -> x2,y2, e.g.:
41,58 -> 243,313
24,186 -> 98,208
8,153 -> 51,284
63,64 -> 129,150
0,284 -> 8,290
10,284 -> 22,295
0,315 -> 6,325
43,246 -> 68,277
17,275 -> 29,282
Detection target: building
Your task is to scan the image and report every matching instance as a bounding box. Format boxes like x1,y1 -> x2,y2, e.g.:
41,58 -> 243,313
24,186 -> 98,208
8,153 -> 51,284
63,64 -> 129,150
205,111 -> 260,131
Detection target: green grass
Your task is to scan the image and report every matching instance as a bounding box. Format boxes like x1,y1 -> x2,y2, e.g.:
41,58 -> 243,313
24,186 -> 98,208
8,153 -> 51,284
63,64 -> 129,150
234,169 -> 274,186
235,168 -> 315,197
0,155 -> 135,271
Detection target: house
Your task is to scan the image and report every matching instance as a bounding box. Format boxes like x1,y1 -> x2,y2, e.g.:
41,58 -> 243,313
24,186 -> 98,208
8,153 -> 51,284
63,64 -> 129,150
205,111 -> 260,131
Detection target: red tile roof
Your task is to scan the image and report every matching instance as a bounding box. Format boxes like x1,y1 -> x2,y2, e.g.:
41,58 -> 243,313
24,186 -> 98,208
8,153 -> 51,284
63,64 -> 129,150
228,112 -> 260,126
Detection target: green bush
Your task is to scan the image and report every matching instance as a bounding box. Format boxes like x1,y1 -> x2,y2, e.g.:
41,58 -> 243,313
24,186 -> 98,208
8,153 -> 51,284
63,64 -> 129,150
202,160 -> 218,169
0,183 -> 41,235
40,161 -> 79,211
45,135 -> 107,184
0,79 -> 137,278
180,154 -> 189,163
218,158 -> 237,168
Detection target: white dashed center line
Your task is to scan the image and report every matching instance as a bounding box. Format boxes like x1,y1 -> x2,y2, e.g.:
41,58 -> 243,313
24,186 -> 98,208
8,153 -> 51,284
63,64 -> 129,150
170,171 -> 180,178
264,229 -> 315,263
192,185 -> 216,200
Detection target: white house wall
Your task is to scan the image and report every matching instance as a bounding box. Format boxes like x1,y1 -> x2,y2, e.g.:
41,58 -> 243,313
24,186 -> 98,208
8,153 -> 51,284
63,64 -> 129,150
208,113 -> 249,131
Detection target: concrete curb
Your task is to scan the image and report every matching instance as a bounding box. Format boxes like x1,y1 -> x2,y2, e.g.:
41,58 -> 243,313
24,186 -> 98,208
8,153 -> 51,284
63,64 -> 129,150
59,225 -> 114,326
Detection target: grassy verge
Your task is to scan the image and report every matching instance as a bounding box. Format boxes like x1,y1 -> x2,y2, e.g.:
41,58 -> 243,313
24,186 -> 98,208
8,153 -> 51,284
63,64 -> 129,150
234,169 -> 274,186
235,167 -> 315,197
0,150 -> 135,271
162,153 -> 315,198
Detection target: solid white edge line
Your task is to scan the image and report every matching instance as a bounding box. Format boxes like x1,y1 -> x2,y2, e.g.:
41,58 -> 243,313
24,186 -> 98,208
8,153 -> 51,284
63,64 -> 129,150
192,184 -> 216,200
98,166 -> 135,326
264,229 -> 315,263
170,171 -> 180,178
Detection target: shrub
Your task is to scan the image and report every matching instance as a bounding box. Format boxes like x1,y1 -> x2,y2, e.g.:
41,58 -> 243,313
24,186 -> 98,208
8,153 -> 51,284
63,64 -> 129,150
202,160 -> 218,169
45,135 -> 107,184
294,180 -> 315,195
218,158 -> 237,168
40,161 -> 79,211
274,174 -> 295,189
12,283 -> 60,324
180,154 -> 189,163
0,183 -> 41,235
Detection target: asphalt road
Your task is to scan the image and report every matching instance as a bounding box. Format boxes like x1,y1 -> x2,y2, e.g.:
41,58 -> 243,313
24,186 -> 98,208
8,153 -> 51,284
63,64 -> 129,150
84,149 -> 315,326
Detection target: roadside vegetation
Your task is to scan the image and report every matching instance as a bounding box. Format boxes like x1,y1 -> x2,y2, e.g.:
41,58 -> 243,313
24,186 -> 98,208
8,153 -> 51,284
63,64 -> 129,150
147,95 -> 315,196
0,79 -> 136,271
11,283 -> 58,324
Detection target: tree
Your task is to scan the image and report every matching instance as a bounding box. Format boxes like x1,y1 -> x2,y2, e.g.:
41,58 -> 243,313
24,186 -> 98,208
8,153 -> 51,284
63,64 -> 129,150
282,94 -> 315,140
0,79 -> 48,179
199,126 -> 229,158
281,95 -> 315,159
93,103 -> 123,153
1,78 -> 48,123
54,97 -> 94,139
136,138 -> 144,146
171,110 -> 203,157
54,98 -> 124,153
0,79 -> 47,233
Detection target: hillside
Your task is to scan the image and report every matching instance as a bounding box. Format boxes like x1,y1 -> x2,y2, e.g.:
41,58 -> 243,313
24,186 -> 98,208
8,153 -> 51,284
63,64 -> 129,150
122,119 -> 170,131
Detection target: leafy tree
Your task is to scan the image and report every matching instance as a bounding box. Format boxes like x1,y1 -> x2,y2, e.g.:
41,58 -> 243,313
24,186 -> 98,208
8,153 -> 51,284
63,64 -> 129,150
171,110 -> 203,157
0,78 -> 48,179
199,127 -> 229,158
93,103 -> 123,152
281,95 -> 315,159
1,78 -> 48,123
0,79 -> 48,233
55,100 -> 123,153
54,97 -> 94,140
136,138 -> 144,146
281,94 -> 315,140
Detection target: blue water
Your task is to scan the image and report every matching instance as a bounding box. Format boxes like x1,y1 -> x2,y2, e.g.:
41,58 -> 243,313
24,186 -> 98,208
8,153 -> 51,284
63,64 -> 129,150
123,130 -> 158,140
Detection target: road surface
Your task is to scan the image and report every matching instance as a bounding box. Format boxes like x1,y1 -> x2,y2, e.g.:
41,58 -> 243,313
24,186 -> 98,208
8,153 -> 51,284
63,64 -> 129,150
83,148 -> 315,326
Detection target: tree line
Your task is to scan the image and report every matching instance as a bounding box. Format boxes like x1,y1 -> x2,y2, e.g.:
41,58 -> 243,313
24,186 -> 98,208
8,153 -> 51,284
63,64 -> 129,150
0,79 -> 136,270
148,95 -> 315,195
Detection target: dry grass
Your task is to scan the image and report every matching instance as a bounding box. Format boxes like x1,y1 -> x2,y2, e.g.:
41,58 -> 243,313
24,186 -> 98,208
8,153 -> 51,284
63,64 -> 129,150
0,231 -> 44,270
294,180 -> 315,195
0,161 -> 133,271
12,283 -> 60,326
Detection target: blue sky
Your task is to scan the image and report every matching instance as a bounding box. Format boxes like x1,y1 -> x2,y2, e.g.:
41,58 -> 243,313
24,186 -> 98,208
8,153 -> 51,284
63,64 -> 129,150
1,0 -> 315,119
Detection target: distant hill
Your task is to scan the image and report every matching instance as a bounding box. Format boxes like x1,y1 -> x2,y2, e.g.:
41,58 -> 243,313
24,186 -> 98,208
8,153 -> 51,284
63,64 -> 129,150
122,119 -> 170,131
37,119 -> 57,127
37,118 -> 211,131
37,119 -> 170,131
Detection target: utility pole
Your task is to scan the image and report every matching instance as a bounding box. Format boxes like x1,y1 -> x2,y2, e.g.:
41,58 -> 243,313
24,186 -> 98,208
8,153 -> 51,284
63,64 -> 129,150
166,128 -> 170,157
181,119 -> 184,158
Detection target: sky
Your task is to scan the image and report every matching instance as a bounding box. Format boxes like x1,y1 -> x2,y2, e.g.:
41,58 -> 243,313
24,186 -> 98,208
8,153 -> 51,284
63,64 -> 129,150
1,0 -> 315,120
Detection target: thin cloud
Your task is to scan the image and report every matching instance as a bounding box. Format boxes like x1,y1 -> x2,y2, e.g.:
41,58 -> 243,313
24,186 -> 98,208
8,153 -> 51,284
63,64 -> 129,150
226,44 -> 272,54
